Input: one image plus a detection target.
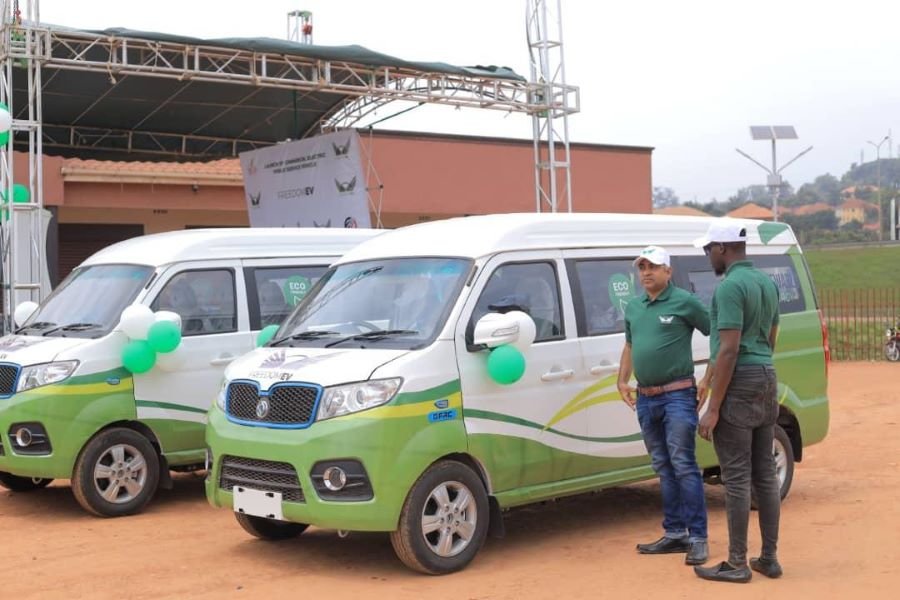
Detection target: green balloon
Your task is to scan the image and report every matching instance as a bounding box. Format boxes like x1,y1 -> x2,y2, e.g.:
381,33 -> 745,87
147,320 -> 182,353
256,324 -> 280,347
122,340 -> 157,374
0,130 -> 8,145
12,184 -> 28,203
487,344 -> 526,385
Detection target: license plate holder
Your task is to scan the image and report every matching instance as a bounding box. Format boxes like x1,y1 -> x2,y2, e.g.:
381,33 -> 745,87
233,486 -> 284,521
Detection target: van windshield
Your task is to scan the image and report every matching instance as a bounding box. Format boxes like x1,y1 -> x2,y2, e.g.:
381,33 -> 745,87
19,264 -> 154,338
275,257 -> 472,349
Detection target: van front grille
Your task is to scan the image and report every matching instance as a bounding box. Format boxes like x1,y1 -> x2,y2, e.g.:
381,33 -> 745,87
226,382 -> 320,428
218,455 -> 304,502
0,364 -> 19,397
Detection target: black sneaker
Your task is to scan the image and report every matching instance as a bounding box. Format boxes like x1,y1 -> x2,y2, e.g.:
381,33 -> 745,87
750,557 -> 783,578
636,536 -> 690,554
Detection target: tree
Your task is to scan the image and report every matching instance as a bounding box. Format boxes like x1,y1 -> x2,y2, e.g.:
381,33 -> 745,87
652,186 -> 680,209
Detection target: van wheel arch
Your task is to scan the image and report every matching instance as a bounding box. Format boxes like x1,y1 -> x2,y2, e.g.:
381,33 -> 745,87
777,407 -> 803,463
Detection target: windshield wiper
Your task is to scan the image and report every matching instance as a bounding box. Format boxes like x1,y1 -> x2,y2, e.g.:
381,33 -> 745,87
42,322 -> 105,337
15,321 -> 57,334
269,330 -> 340,347
324,329 -> 419,348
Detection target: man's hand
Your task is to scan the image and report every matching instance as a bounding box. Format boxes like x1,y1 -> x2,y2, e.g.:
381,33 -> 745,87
698,410 -> 718,441
618,381 -> 637,410
696,375 -> 711,411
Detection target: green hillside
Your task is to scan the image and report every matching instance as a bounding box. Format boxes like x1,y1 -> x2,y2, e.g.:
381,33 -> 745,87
804,245 -> 900,290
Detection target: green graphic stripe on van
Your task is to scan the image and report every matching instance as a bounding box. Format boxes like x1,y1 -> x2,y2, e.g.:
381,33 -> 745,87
66,367 -> 132,385
759,222 -> 790,245
465,409 -> 643,443
545,374 -> 620,429
135,400 -> 209,415
392,379 -> 461,405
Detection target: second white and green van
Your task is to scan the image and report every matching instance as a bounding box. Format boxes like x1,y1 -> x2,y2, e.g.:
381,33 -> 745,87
0,227 -> 380,516
205,213 -> 829,573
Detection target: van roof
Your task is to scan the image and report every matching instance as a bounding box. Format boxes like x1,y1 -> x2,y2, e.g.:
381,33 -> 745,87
336,213 -> 798,263
82,228 -> 383,267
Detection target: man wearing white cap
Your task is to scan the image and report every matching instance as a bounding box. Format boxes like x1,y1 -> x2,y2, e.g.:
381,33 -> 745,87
691,220 -> 782,584
617,245 -> 710,566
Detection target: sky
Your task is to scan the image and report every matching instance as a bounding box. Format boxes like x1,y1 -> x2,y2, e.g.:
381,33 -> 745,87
35,0 -> 900,204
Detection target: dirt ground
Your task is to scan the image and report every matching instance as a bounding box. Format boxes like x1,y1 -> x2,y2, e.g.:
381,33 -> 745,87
1,362 -> 896,599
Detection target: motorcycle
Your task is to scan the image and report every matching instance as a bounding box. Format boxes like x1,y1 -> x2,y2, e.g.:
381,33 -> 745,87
885,322 -> 900,362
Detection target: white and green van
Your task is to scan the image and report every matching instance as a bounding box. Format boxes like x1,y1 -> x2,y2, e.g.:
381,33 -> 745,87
0,227 -> 380,516
205,214 -> 829,574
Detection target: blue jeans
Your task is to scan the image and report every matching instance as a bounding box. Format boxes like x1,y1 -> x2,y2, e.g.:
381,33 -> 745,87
636,387 -> 708,542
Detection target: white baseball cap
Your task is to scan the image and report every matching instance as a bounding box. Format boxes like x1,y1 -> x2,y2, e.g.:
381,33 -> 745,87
633,245 -> 670,267
693,220 -> 748,248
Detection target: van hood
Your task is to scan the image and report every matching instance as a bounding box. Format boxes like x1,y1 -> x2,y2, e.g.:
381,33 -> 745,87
0,334 -> 89,366
225,346 -> 409,390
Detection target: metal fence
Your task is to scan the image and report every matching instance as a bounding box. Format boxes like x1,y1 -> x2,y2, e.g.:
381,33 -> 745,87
818,288 -> 900,361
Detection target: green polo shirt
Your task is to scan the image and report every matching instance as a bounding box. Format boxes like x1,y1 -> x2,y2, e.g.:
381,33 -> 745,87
709,260 -> 781,366
624,283 -> 710,386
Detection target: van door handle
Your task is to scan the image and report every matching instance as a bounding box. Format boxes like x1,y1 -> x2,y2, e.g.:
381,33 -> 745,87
210,354 -> 235,366
541,368 -> 574,382
589,363 -> 620,375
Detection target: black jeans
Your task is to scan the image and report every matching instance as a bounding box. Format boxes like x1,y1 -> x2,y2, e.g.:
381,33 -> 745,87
712,364 -> 780,567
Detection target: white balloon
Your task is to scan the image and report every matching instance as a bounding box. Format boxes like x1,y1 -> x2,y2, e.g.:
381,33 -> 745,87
155,346 -> 186,372
507,310 -> 537,352
119,304 -> 155,340
0,108 -> 11,133
153,310 -> 183,331
14,301 -> 39,327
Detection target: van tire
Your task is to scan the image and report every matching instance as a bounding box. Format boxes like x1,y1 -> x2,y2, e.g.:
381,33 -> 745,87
72,428 -> 160,517
751,424 -> 794,509
390,460 -> 489,575
234,512 -> 308,540
0,472 -> 53,492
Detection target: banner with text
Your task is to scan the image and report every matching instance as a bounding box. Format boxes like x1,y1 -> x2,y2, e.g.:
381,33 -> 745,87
239,130 -> 371,228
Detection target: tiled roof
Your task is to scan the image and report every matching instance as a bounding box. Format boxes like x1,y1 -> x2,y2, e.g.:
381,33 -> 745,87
60,158 -> 242,185
726,202 -> 774,219
839,198 -> 875,210
791,202 -> 834,216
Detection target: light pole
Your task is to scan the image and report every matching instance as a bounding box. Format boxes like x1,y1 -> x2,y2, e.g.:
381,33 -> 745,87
867,135 -> 889,241
737,126 -> 813,222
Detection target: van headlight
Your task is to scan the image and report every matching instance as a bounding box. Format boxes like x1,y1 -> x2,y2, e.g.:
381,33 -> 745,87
317,378 -> 402,421
215,379 -> 228,411
17,361 -> 79,392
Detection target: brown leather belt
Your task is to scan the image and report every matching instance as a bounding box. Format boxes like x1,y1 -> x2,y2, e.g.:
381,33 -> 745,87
637,377 -> 696,397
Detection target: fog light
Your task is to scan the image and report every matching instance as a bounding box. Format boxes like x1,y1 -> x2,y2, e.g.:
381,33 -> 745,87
322,466 -> 347,491
14,427 -> 33,448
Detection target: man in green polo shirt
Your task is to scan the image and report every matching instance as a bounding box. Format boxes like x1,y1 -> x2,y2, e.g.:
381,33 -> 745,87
692,220 -> 782,584
617,245 -> 710,566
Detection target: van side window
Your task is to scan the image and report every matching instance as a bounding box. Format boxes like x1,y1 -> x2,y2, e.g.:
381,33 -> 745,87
471,262 -> 563,342
676,255 -> 806,314
152,269 -> 236,335
568,259 -> 635,336
247,266 -> 327,330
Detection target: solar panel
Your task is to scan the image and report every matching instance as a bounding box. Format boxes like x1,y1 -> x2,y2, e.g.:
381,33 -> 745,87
772,126 -> 798,140
750,126 -> 775,140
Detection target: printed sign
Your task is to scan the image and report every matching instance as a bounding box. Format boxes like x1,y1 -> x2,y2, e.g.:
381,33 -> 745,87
282,276 -> 312,306
239,130 -> 371,228
607,273 -> 636,315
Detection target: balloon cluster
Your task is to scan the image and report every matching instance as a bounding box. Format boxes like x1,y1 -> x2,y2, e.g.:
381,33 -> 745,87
256,324 -> 279,347
485,311 -> 536,386
0,104 -> 24,222
119,305 -> 183,374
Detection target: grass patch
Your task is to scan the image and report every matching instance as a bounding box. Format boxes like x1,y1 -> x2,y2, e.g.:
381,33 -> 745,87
804,245 -> 900,290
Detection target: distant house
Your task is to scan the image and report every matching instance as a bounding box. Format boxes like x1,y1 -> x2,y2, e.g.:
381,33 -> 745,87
790,202 -> 834,217
837,198 -> 876,226
653,205 -> 709,217
726,202 -> 774,221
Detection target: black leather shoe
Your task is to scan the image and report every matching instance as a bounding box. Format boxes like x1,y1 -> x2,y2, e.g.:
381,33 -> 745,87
750,557 -> 783,578
636,536 -> 690,554
685,541 -> 709,565
694,561 -> 752,583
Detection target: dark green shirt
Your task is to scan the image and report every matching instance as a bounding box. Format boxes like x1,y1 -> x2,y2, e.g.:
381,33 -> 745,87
625,283 -> 710,386
710,260 -> 780,366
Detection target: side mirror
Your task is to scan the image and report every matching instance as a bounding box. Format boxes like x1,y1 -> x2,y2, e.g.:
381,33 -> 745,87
473,310 -> 536,349
14,301 -> 39,327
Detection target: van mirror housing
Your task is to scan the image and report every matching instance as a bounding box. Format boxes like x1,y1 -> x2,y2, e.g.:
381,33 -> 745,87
14,301 -> 39,327
473,311 -> 536,349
